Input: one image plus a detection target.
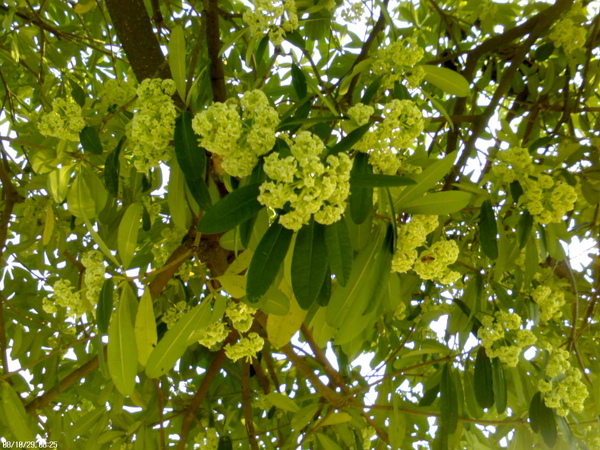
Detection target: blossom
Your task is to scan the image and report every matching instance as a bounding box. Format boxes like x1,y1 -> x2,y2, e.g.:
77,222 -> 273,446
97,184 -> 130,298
198,320 -> 230,349
392,215 -> 439,273
413,240 -> 460,284
531,285 -> 565,322
224,332 -> 265,363
39,98 -> 86,142
477,311 -> 536,367
243,0 -> 299,44
225,301 -> 257,333
81,250 -> 106,305
99,79 -> 136,112
162,301 -> 189,329
372,38 -> 424,89
48,279 -> 87,317
540,349 -> 588,416
550,17 -> 587,56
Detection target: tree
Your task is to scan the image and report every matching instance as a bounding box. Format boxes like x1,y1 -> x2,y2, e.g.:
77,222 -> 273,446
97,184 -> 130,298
0,0 -> 598,447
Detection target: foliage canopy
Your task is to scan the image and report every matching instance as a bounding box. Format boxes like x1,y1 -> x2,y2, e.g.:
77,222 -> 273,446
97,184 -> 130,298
0,0 -> 599,448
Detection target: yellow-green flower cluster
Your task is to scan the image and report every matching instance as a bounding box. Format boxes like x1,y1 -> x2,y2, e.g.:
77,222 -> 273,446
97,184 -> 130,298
99,79 -> 136,112
127,78 -> 177,172
38,98 -> 86,142
198,320 -> 230,350
491,147 -> 534,183
162,301 -> 189,329
550,17 -> 587,56
192,90 -> 279,177
413,240 -> 461,284
392,214 -> 439,273
243,0 -> 299,45
81,250 -> 105,305
531,285 -> 565,322
339,1 -> 364,23
152,227 -> 187,266
477,311 -> 536,367
347,103 -> 374,126
258,131 -> 352,230
224,332 -> 265,363
372,38 -> 424,88
46,279 -> 86,317
194,427 -> 219,450
225,301 -> 256,333
538,349 -> 588,416
355,100 -> 424,174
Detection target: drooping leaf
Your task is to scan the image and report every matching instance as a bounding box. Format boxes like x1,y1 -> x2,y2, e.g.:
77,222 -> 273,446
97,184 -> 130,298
349,152 -> 373,224
168,25 -> 187,101
439,363 -> 458,434
68,172 -> 97,219
104,137 -> 123,197
492,357 -> 507,414
329,124 -> 371,155
168,161 -> 192,230
1,381 -> 36,440
291,219 -> 328,309
474,346 -> 494,409
197,184 -> 262,234
318,412 -> 352,427
479,200 -> 499,259
350,173 -> 416,188
79,126 -> 103,155
118,203 -> 143,269
97,278 -> 114,334
517,210 -> 534,249
265,392 -> 300,412
134,289 -> 157,367
108,289 -> 138,396
216,274 -> 247,298
400,191 -> 471,214
421,64 -> 470,97
529,391 -> 557,447
246,221 -> 293,301
267,292 -> 306,349
291,63 -> 307,100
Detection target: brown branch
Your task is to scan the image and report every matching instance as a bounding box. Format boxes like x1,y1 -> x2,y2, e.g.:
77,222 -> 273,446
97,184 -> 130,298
203,0 -> 227,103
154,379 -> 167,450
242,361 -> 260,450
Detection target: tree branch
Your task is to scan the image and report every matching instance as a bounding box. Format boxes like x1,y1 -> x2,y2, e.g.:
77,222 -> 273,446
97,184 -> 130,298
242,361 -> 259,450
203,0 -> 227,103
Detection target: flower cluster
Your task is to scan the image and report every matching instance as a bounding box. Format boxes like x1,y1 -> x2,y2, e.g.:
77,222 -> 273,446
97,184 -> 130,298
478,310 -> 536,367
371,38 -> 424,88
152,227 -> 187,266
538,348 -> 588,416
392,215 -> 458,284
354,100 -> 424,174
45,279 -> 87,317
99,79 -> 136,112
194,427 -> 219,450
38,98 -> 86,142
127,78 -> 177,172
492,147 -> 577,224
162,301 -> 189,329
550,17 -> 587,56
243,0 -> 299,44
258,131 -> 352,230
192,90 -> 279,177
531,284 -> 565,322
339,1 -> 364,23
224,332 -> 265,363
81,250 -> 105,306
225,301 -> 256,333
198,320 -> 230,350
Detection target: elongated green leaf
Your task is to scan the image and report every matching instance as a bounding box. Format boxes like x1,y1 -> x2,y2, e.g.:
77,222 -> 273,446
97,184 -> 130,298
394,153 -> 456,208
350,173 -> 416,188
529,391 -> 557,447
267,294 -> 306,349
97,278 -> 114,334
291,63 -> 307,100
479,200 -> 498,259
145,300 -> 212,378
400,191 -> 471,214
265,392 -> 300,413
291,220 -> 328,310
104,137 -> 123,197
474,346 -> 494,409
68,172 -> 97,219
421,64 -> 470,97
174,111 -> 211,210
1,381 -> 36,440
108,290 -> 138,396
440,363 -> 458,434
316,267 -> 331,306
361,77 -> 381,104
168,25 -> 186,101
349,152 -> 373,224
135,289 -> 157,367
48,164 -> 73,203
492,357 -> 507,414
247,222 -> 293,302
80,126 -> 103,154
118,203 -> 143,269
198,184 -> 262,234
168,161 -> 192,230
518,210 -> 534,249
329,124 -> 371,155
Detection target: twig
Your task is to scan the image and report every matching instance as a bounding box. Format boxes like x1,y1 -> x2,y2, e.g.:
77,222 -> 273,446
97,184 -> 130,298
242,361 -> 259,450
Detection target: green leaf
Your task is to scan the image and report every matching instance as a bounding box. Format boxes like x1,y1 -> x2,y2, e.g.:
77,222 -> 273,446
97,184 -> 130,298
319,412 -> 352,427
350,173 -> 416,188
197,184 -> 263,234
48,164 -> 73,203
421,65 -> 470,97
104,137 -> 123,197
97,278 -> 114,334
69,79 -> 86,106
329,124 -> 371,155
439,363 -> 458,434
217,436 -> 233,450
267,293 -> 306,349
474,346 -> 494,409
108,289 -> 138,396
168,161 -> 192,230
361,77 -> 381,104
145,299 -> 213,378
492,357 -> 507,414
517,210 -> 534,249
265,392 -> 300,413
68,171 -> 97,219
174,111 -> 211,210
394,153 -> 456,208
529,391 -> 557,447
79,126 -> 103,155
291,220 -> 328,310
168,25 -> 187,101
1,381 -> 36,440
291,63 -> 307,100
479,200 -> 498,259
349,152 -> 373,224
246,221 -> 293,301
400,191 -> 471,214
134,289 -> 157,367
118,203 -> 143,269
